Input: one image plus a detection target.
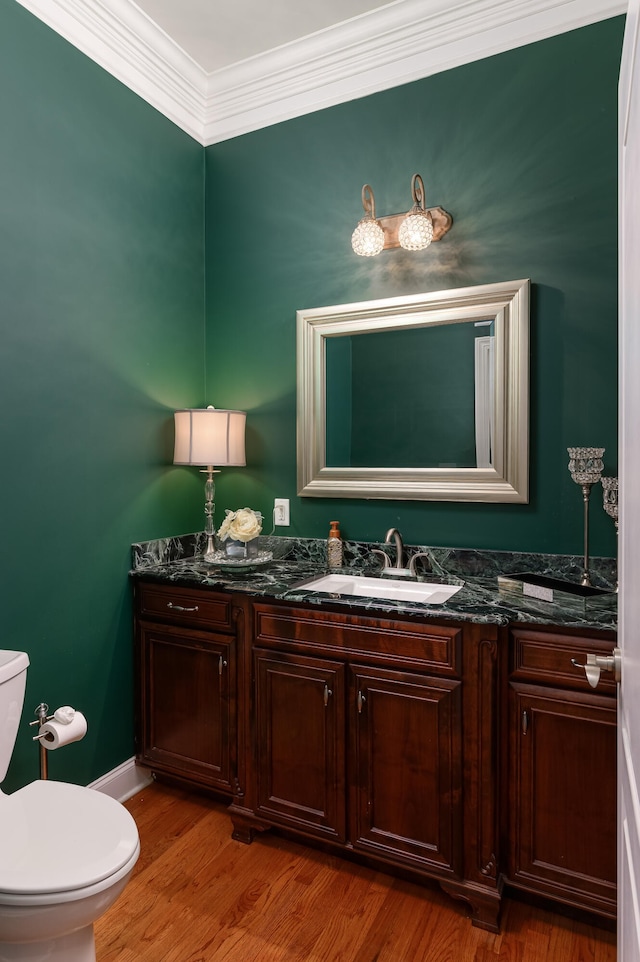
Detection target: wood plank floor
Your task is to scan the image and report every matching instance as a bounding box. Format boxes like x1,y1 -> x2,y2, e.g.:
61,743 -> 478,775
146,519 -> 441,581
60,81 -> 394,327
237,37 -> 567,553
95,782 -> 616,961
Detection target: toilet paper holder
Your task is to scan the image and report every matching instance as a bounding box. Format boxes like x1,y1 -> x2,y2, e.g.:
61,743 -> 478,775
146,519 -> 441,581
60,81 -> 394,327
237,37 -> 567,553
30,702 -> 87,779
30,703 -> 54,779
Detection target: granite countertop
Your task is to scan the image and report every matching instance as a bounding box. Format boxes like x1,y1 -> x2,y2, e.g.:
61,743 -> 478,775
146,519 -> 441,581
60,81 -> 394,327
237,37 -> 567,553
131,534 -> 617,633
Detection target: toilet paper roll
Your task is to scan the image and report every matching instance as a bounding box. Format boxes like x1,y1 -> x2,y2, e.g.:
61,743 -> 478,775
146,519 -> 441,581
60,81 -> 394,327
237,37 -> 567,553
39,711 -> 87,750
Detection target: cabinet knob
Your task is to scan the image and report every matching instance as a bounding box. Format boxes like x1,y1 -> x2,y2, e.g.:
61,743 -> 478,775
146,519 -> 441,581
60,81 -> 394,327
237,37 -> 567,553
571,648 -> 621,688
323,683 -> 332,707
521,710 -> 529,735
357,690 -> 366,714
219,655 -> 228,676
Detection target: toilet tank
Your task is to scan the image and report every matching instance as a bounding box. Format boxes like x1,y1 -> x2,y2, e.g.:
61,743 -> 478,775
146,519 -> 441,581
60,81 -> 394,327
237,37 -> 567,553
0,651 -> 29,784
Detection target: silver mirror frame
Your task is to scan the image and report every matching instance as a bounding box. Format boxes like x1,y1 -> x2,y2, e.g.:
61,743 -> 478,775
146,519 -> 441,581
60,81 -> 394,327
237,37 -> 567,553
296,279 -> 530,503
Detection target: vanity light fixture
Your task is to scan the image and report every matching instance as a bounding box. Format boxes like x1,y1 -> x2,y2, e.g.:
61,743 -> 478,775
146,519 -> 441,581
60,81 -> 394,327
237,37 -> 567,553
351,173 -> 452,257
174,406 -> 246,561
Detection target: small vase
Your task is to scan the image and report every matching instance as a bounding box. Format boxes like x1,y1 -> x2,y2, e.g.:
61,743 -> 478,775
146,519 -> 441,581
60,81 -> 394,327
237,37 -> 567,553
224,538 -> 259,559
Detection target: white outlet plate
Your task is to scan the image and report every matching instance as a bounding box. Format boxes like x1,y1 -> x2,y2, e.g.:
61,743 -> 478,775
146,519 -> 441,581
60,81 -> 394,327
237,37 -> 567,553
274,498 -> 290,526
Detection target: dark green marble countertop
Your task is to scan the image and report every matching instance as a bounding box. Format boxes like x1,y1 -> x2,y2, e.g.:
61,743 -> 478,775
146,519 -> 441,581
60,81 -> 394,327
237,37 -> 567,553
131,534 -> 617,633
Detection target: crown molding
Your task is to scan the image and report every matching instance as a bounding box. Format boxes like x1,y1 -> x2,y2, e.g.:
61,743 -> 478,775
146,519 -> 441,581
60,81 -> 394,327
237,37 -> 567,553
16,0 -> 208,141
17,0 -> 626,146
202,0 -> 627,144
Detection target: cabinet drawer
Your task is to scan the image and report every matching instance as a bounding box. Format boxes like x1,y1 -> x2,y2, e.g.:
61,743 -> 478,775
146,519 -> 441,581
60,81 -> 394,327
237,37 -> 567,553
253,603 -> 460,675
136,582 -> 233,631
510,628 -> 617,693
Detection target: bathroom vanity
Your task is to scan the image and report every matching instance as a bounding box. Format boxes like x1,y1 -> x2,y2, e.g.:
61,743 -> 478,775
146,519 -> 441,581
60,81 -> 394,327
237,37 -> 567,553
132,538 -> 617,932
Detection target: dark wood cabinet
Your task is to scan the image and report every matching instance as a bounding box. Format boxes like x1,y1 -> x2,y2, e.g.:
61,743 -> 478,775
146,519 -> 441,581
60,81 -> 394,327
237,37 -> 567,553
252,648 -> 463,872
134,581 -> 240,796
254,649 -> 346,842
349,663 -> 462,874
506,627 -> 617,919
230,601 -> 500,931
132,577 -> 617,931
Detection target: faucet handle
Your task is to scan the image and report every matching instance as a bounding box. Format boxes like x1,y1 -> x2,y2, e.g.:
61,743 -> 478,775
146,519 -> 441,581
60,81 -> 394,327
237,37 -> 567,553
409,552 -> 433,576
371,549 -> 391,569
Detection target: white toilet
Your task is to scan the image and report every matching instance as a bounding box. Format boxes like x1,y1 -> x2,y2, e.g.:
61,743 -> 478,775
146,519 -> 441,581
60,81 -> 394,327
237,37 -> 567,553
0,650 -> 140,962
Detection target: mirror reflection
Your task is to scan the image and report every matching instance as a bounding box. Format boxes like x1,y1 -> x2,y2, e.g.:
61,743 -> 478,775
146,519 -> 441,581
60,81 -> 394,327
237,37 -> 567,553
325,320 -> 495,470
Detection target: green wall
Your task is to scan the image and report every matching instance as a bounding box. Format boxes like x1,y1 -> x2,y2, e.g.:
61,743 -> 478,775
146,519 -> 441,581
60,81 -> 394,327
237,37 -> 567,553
0,6 -> 624,793
1,3 -> 205,791
205,18 -> 623,558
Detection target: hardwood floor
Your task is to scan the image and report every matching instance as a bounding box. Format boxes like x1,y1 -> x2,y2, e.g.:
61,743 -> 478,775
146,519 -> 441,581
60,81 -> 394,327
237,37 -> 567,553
95,782 -> 616,961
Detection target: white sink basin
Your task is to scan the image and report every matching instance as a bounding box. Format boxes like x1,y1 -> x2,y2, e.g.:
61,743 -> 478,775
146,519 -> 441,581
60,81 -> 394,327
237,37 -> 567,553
296,573 -> 463,605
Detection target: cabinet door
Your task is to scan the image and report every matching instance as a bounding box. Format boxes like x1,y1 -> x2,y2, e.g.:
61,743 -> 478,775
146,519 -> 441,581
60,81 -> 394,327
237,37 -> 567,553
254,649 -> 346,843
350,664 -> 462,875
138,624 -> 235,792
509,682 -> 617,916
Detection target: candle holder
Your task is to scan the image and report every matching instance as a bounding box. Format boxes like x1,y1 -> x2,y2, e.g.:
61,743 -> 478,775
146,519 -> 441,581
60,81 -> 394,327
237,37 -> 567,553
601,476 -> 619,530
601,476 -> 618,591
567,447 -> 605,587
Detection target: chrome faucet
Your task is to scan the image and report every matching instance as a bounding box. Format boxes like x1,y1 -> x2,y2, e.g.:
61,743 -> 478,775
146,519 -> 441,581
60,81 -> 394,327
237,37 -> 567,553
376,528 -> 412,577
385,528 -> 404,569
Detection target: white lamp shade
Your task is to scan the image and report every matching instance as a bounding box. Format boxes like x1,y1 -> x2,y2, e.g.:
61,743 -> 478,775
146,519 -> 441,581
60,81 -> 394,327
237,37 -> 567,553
173,408 -> 246,467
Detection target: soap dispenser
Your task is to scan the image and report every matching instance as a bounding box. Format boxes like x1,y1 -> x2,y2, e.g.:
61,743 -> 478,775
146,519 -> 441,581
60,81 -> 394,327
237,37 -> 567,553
327,521 -> 343,569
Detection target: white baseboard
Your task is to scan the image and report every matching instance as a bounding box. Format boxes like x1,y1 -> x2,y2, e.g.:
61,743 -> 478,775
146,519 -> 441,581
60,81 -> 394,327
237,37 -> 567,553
89,756 -> 153,803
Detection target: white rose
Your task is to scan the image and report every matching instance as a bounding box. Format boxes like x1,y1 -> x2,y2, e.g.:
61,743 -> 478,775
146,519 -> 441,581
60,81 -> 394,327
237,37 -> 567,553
218,508 -> 262,543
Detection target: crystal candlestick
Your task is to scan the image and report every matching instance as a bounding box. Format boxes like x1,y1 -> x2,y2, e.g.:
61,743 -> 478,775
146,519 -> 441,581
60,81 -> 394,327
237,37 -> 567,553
567,446 -> 605,586
601,476 -> 619,529
601,476 -> 618,591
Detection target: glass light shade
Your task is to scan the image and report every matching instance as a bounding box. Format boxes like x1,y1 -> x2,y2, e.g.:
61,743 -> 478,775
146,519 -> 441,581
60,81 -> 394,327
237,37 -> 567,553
174,407 -> 246,467
398,208 -> 434,251
351,217 -> 385,257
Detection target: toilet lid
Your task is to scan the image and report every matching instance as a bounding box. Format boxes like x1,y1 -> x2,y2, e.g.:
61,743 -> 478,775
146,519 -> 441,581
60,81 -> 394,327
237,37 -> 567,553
0,780 -> 140,895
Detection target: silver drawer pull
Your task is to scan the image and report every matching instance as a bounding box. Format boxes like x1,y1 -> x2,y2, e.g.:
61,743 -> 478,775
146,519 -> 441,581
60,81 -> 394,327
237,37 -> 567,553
219,655 -> 228,676
357,690 -> 366,714
167,602 -> 199,613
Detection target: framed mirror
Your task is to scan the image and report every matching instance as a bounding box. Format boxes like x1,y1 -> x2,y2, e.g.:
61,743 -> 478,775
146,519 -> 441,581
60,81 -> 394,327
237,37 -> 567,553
297,279 -> 530,502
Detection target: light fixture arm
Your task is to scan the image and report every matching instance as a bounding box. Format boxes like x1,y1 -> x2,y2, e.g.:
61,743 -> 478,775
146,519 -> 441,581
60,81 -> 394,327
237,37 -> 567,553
411,173 -> 426,210
362,184 -> 376,219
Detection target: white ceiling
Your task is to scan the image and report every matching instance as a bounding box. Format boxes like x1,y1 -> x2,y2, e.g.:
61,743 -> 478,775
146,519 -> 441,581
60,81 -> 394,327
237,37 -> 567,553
132,0 -> 394,73
18,0 -> 625,145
